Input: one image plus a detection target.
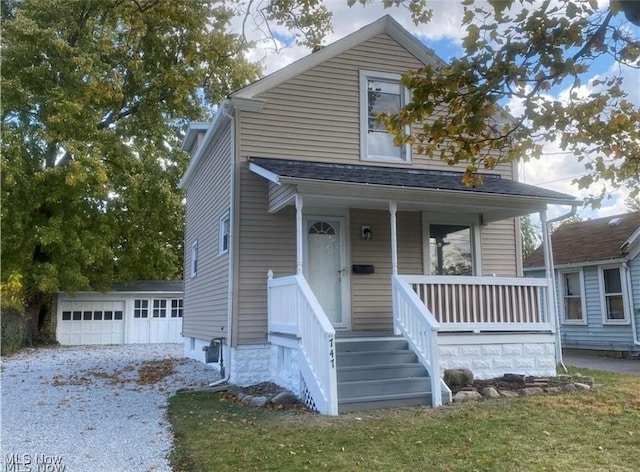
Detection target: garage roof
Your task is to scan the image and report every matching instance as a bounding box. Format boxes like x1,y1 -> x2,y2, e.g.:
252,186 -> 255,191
110,280 -> 183,293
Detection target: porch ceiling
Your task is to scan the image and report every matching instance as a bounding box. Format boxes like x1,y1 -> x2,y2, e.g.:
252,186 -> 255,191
249,157 -> 577,222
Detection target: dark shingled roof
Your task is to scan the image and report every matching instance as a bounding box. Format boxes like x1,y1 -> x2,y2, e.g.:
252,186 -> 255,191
110,280 -> 183,293
249,157 -> 575,201
524,211 -> 640,268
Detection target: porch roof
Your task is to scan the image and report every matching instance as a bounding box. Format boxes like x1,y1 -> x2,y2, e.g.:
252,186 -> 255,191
249,157 -> 576,220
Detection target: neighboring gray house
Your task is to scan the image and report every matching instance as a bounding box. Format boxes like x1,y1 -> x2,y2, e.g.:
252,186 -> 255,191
525,212 -> 640,357
179,16 -> 576,414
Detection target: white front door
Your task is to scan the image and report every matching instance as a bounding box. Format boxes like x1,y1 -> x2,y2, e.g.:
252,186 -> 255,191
304,217 -> 349,329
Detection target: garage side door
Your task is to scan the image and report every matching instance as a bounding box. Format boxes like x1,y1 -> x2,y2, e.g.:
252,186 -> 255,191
57,300 -> 125,345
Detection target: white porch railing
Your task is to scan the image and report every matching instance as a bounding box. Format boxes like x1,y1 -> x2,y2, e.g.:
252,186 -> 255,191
267,271 -> 338,415
392,274 -> 445,407
402,275 -> 552,332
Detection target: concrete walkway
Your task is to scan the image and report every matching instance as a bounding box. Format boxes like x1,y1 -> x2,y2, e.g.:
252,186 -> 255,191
562,354 -> 640,375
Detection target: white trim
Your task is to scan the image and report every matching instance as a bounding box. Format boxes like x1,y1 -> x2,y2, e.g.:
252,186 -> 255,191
359,69 -> 411,163
302,214 -> 351,330
180,100 -> 232,189
525,258 -> 628,272
421,213 -> 481,276
190,240 -> 198,278
598,264 -> 631,325
249,162 -> 280,184
218,211 -> 230,256
558,268 -> 587,325
231,15 -> 439,100
228,97 -> 266,112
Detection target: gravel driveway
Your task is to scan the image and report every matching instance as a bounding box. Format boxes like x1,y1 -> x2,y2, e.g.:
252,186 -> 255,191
1,344 -> 219,472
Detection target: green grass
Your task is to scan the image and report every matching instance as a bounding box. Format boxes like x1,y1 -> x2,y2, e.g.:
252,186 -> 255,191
168,368 -> 640,472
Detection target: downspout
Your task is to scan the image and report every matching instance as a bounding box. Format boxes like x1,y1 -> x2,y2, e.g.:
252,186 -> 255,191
543,203 -> 578,373
622,262 -> 640,346
210,100 -> 235,387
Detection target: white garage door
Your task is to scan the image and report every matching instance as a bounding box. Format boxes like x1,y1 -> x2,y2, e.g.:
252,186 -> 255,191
58,300 -> 125,345
129,298 -> 183,344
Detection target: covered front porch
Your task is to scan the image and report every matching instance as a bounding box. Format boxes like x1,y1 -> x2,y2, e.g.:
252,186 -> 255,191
250,157 -> 575,414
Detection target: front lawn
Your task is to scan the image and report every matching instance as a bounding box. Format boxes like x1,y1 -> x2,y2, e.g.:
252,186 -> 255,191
168,368 -> 640,471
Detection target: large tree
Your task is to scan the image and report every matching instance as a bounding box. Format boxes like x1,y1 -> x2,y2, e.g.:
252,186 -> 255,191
378,0 -> 639,204
1,0 -> 261,332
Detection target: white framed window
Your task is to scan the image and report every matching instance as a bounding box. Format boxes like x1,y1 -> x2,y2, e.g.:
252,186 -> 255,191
359,70 -> 411,162
171,299 -> 183,318
134,299 -> 149,318
423,216 -> 480,276
559,270 -> 586,324
219,212 -> 230,255
191,240 -> 198,277
152,299 -> 167,318
599,265 -> 629,324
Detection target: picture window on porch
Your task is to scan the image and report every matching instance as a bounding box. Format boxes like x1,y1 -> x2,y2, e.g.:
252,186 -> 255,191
600,266 -> 628,323
560,270 -> 585,323
360,70 -> 410,162
429,224 -> 473,275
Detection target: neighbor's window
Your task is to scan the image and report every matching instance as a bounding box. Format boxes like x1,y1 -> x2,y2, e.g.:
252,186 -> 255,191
360,70 -> 409,162
219,213 -> 230,255
191,240 -> 198,277
429,224 -> 473,275
134,299 -> 149,318
560,271 -> 585,323
600,266 -> 627,322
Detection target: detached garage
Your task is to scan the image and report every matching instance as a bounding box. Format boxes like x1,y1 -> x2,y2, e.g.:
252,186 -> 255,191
56,281 -> 183,345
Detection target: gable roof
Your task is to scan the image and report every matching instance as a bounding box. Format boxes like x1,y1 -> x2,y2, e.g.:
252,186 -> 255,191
231,15 -> 441,100
524,211 -> 640,268
249,157 -> 575,202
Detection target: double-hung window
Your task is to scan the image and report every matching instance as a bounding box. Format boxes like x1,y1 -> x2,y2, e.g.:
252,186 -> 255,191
219,212 -> 230,255
599,266 -> 628,323
559,270 -> 586,323
360,70 -> 410,162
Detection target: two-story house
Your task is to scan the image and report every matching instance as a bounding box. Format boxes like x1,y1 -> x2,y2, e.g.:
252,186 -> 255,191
179,16 -> 576,414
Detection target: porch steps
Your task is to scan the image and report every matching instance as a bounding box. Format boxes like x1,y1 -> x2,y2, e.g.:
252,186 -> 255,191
336,337 -> 451,413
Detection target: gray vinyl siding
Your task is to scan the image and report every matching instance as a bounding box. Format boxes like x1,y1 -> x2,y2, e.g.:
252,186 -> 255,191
480,219 -> 518,276
545,264 -> 639,353
239,33 -> 513,178
236,163 -> 296,345
183,121 -> 232,339
629,255 -> 640,347
268,182 -> 296,213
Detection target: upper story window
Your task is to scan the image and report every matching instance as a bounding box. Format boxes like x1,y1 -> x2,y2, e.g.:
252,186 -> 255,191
360,70 -> 410,162
599,266 -> 629,324
559,270 -> 586,324
219,212 -> 230,255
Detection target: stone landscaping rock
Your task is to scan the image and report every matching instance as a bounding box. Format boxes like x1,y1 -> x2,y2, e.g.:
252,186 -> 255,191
544,387 -> 563,394
250,396 -> 268,407
272,391 -> 298,405
499,390 -> 519,398
520,387 -> 544,396
481,387 -> 501,399
453,390 -> 482,402
563,383 -> 577,392
444,368 -> 474,390
579,376 -> 594,386
241,395 -> 253,404
574,382 -> 591,391
236,392 -> 246,401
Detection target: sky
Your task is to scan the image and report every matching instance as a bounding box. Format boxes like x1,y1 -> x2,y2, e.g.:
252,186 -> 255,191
232,0 -> 639,221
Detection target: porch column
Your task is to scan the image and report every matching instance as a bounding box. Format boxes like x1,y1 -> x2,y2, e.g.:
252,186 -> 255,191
296,194 -> 304,275
389,201 -> 398,275
540,209 -> 562,365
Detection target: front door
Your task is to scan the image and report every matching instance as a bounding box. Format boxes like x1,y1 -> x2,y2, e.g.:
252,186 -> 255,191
304,217 -> 349,329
